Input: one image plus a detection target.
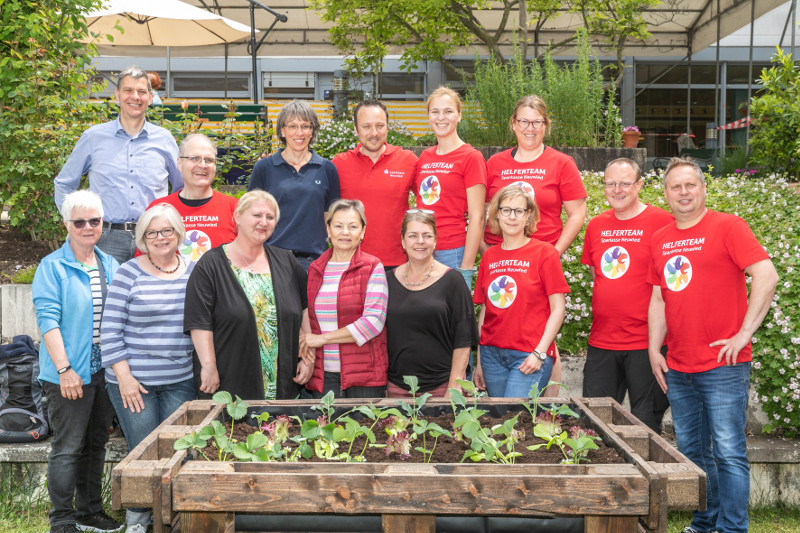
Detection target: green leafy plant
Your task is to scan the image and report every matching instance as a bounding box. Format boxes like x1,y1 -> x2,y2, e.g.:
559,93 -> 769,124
173,391 -> 249,461
749,47 -> 800,180
2,265 -> 37,284
527,404 -> 597,464
461,32 -> 621,148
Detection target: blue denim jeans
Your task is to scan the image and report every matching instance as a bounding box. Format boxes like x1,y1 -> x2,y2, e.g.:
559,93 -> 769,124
107,378 -> 195,525
97,227 -> 137,264
479,345 -> 553,398
43,371 -> 114,528
433,246 -> 474,289
666,363 -> 751,533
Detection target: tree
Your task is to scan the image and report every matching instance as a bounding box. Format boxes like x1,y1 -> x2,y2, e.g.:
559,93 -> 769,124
310,0 -> 657,82
748,47 -> 800,179
0,0 -> 111,247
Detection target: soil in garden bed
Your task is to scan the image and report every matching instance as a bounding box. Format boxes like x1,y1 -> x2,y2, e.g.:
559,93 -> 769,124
201,410 -> 625,465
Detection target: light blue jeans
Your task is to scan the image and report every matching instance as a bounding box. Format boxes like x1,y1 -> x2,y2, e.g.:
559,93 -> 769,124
666,363 -> 751,533
108,378 -> 195,526
433,246 -> 474,289
479,345 -> 553,398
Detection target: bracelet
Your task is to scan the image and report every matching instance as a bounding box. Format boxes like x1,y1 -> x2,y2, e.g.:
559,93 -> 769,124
57,364 -> 72,375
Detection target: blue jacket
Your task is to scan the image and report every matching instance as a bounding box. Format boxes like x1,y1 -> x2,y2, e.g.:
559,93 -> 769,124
32,242 -> 119,385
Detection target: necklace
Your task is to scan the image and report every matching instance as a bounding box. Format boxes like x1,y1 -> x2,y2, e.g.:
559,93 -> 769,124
233,240 -> 260,273
403,262 -> 435,287
147,253 -> 181,274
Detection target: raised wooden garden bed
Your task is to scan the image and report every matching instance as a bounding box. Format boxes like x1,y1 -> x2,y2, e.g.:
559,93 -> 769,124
111,397 -> 704,533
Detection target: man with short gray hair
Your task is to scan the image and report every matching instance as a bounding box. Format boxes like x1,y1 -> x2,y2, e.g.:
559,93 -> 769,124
146,133 -> 237,260
55,65 -> 182,264
648,157 -> 778,533
581,158 -> 673,433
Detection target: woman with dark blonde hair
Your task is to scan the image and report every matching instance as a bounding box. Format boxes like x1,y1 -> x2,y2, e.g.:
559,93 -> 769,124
474,185 -> 569,397
414,86 -> 486,287
248,100 -> 339,270
483,95 -> 586,254
483,95 -> 586,394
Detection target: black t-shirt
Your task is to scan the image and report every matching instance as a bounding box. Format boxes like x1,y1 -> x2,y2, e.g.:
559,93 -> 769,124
386,268 -> 479,392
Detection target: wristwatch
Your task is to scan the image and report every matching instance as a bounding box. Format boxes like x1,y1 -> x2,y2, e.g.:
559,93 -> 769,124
531,350 -> 547,361
57,365 -> 72,375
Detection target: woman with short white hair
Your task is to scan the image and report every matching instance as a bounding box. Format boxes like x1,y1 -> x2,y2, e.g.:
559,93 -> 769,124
100,203 -> 196,533
33,190 -> 123,533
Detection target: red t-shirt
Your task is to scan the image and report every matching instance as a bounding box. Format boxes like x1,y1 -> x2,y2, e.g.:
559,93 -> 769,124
647,210 -> 770,373
484,147 -> 586,246
474,238 -> 570,353
333,144 -> 417,267
581,205 -> 673,350
146,190 -> 238,261
414,144 -> 487,250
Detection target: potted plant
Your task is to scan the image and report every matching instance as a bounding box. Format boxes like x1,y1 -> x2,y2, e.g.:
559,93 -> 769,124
621,126 -> 641,148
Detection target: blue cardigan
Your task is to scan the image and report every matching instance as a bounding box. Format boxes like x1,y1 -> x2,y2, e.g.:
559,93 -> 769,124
33,241 -> 118,385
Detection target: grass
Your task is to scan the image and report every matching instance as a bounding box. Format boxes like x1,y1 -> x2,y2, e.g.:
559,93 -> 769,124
667,506 -> 800,532
0,464 -> 123,533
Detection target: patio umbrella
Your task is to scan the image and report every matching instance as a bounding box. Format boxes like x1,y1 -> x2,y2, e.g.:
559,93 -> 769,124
83,0 -> 253,47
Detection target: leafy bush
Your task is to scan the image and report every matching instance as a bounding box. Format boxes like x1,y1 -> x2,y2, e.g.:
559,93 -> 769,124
0,0 -> 111,249
313,119 -> 418,159
558,170 -> 800,435
749,47 -> 800,180
461,32 -> 621,148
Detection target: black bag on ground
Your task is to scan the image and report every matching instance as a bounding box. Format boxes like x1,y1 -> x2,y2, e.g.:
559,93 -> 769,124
0,334 -> 49,442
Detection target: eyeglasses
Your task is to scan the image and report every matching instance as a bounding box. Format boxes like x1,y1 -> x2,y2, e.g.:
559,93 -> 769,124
144,228 -> 175,239
179,156 -> 216,165
70,218 -> 102,229
603,180 -> 639,189
284,124 -> 313,132
498,207 -> 529,218
406,209 -> 435,215
515,119 -> 546,130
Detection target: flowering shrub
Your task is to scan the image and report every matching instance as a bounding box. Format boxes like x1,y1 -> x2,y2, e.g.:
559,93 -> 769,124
313,120 -> 358,159
314,119 -> 419,159
558,170 -> 800,435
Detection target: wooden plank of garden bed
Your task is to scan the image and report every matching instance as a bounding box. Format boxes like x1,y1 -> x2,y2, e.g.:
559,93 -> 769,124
573,398 -> 668,532
585,515 -> 638,533
381,513 -> 435,533
171,461 -> 650,516
117,459 -> 169,507
153,449 -> 189,533
180,511 -> 234,533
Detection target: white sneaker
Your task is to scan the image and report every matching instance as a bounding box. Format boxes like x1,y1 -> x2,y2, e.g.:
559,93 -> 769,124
125,525 -> 147,533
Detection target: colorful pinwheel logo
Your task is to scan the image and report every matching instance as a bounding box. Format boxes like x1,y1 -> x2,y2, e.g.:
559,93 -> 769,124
419,176 -> 441,205
487,275 -> 517,309
664,255 -> 692,292
600,246 -> 629,279
180,230 -> 211,260
511,181 -> 535,198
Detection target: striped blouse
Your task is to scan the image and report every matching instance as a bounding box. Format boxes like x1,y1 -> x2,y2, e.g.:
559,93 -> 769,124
100,259 -> 195,386
314,261 -> 388,372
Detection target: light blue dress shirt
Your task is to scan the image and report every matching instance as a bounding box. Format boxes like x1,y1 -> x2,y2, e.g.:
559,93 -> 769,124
54,116 -> 182,223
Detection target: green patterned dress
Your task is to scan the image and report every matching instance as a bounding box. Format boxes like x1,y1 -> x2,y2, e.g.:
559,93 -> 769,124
225,246 -> 279,399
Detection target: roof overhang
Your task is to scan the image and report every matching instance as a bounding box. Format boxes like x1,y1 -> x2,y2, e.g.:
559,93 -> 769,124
93,0 -> 790,59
